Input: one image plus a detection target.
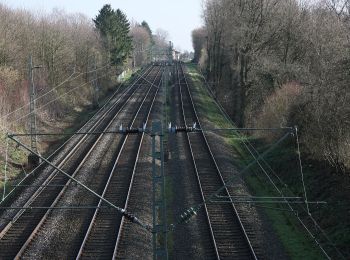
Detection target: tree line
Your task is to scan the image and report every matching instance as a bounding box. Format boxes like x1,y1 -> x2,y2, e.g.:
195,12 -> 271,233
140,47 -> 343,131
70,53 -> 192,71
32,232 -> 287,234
193,0 -> 350,173
0,3 -> 168,132
0,2 -> 172,177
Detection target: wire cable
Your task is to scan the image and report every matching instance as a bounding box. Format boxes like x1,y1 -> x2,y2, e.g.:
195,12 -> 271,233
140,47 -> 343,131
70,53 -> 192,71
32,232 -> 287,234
295,126 -> 311,215
0,69 -> 114,134
195,65 -> 345,259
0,71 -> 77,121
2,138 -> 9,201
0,62 -> 111,122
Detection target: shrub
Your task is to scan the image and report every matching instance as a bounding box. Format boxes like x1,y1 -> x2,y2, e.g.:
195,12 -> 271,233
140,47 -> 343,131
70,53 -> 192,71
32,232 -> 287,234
254,82 -> 302,140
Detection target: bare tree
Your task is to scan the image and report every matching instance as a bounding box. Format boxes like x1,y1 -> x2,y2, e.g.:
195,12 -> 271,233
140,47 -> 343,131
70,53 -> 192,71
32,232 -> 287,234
192,27 -> 206,63
198,0 -> 350,171
130,24 -> 151,67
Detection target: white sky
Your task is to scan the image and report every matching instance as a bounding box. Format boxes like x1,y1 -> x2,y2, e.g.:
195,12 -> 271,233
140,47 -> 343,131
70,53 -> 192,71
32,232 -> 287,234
1,0 -> 203,51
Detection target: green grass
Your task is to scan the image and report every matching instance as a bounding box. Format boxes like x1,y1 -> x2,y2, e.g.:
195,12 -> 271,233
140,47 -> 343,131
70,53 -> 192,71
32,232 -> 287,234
245,171 -> 324,259
0,132 -> 27,198
185,63 -> 325,259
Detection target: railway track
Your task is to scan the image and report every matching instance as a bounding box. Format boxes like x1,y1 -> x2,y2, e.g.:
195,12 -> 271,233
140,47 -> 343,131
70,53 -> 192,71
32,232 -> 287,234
0,62 -> 261,259
176,62 -> 257,259
167,63 -> 217,259
112,68 -> 166,258
0,65 -> 162,259
18,66 -> 162,259
75,66 -> 162,259
0,65 -> 153,228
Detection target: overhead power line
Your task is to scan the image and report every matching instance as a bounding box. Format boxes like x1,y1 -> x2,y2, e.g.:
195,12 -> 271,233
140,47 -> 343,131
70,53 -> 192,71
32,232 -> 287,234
0,62 -> 111,123
0,69 -> 114,133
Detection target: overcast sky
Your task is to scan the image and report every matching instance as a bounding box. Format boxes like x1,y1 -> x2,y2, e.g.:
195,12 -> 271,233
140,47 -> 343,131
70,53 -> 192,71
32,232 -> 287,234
1,0 -> 203,51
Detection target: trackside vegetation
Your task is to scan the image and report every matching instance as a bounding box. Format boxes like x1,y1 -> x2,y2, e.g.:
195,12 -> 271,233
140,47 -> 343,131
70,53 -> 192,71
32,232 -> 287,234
185,63 -> 331,259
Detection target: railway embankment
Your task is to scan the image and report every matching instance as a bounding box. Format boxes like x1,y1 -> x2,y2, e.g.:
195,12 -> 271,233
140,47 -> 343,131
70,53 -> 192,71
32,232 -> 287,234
186,63 -> 349,259
0,74 -> 134,201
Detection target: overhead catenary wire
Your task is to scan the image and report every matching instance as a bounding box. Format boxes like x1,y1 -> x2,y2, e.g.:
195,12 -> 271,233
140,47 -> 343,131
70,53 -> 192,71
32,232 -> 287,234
0,62 -> 112,135
0,71 -> 77,121
202,70 -> 330,251
0,66 -> 148,205
1,69 -> 114,132
0,62 -> 112,123
177,63 -> 258,259
7,134 -> 152,231
295,126 -> 310,215
196,65 -> 345,259
2,65 -> 157,231
0,67 -> 116,184
243,130 -> 345,259
2,138 -> 9,201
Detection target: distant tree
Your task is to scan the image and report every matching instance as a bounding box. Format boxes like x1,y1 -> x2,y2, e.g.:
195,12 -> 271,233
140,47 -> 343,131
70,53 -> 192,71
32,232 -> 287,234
180,50 -> 193,61
192,27 -> 206,63
154,28 -> 169,48
130,24 -> 151,66
93,4 -> 114,40
141,20 -> 154,45
93,4 -> 132,66
0,3 -> 118,130
199,0 -> 350,173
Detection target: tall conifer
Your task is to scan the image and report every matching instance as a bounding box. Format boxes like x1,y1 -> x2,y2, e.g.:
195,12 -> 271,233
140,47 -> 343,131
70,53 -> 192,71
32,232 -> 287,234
94,4 -> 132,66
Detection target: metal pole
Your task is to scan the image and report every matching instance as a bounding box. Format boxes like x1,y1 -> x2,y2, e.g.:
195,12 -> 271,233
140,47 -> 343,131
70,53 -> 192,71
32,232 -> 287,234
93,55 -> 99,108
28,55 -> 37,154
151,131 -> 156,260
2,139 -> 9,201
160,132 -> 167,258
163,67 -> 167,130
28,55 -> 42,167
151,121 -> 168,260
168,42 -> 171,62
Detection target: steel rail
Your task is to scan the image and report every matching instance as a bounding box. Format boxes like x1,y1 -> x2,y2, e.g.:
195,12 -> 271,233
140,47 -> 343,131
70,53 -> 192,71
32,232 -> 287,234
0,65 -> 153,215
76,66 -> 162,259
0,65 -> 153,231
199,69 -> 341,259
112,66 -> 164,259
13,65 -> 162,259
178,62 -> 257,259
175,63 -> 220,258
0,66 -> 157,259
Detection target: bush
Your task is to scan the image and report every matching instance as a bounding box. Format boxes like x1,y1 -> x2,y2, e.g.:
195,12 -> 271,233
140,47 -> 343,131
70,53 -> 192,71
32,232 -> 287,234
0,66 -> 21,118
254,82 -> 302,140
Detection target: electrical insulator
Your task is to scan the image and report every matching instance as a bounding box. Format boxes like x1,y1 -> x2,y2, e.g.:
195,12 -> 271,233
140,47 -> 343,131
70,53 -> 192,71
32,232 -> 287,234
179,207 -> 197,224
168,122 -> 176,133
124,212 -> 137,223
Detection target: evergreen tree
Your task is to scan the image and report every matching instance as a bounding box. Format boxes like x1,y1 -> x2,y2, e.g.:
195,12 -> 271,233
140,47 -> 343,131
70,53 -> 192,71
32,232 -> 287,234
141,20 -> 154,61
94,5 -> 132,66
141,21 -> 154,45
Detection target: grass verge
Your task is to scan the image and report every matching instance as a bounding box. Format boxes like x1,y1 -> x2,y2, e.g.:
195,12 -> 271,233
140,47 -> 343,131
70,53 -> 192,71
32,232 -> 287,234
186,63 -> 325,259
